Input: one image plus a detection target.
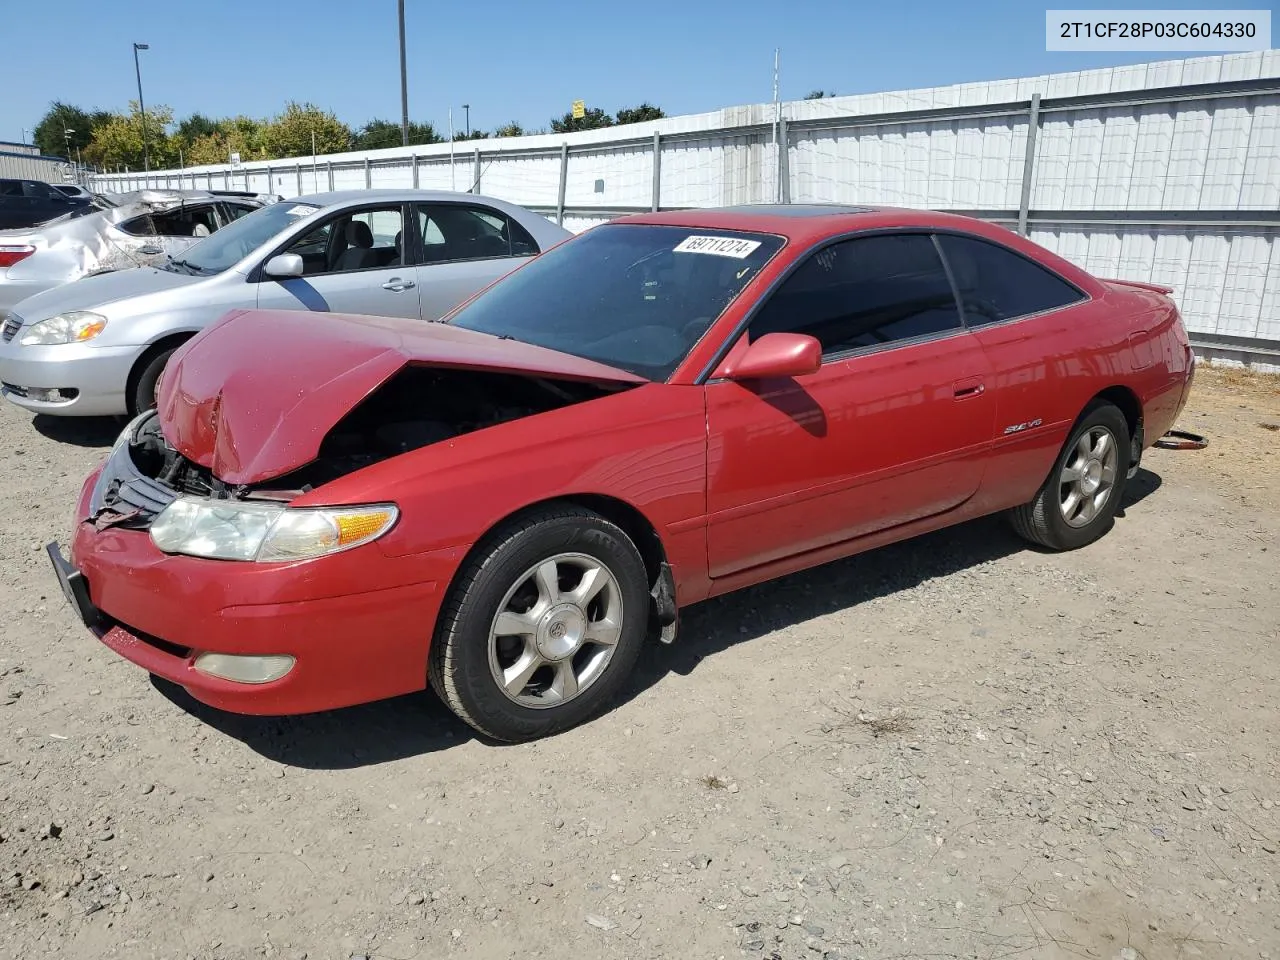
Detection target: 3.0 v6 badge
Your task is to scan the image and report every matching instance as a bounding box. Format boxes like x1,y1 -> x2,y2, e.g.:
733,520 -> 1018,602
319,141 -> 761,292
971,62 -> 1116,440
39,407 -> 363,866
1002,417 -> 1043,435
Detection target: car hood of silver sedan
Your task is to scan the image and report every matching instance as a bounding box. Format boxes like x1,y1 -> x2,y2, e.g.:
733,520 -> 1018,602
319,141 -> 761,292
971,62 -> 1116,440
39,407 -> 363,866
9,266 -> 205,325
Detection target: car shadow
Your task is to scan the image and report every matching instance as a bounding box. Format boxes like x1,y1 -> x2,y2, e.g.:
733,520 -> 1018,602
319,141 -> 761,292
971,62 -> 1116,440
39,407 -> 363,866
151,468 -> 1165,769
32,414 -> 122,448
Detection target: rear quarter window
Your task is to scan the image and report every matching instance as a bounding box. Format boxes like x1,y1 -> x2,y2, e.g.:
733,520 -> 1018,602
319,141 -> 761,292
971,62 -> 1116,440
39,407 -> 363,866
937,234 -> 1085,327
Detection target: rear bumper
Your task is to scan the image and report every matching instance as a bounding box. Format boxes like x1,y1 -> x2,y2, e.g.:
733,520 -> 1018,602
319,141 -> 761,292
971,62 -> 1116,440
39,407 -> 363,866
62,470 -> 458,715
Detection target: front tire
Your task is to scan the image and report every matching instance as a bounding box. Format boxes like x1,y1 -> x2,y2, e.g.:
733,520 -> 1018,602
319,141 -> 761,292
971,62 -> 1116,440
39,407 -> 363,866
1009,401 -> 1130,551
428,505 -> 649,742
128,347 -> 176,416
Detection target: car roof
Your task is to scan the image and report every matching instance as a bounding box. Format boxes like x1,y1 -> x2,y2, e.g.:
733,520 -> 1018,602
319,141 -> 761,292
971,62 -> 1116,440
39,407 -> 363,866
614,204 -> 1015,243
296,189 -> 522,208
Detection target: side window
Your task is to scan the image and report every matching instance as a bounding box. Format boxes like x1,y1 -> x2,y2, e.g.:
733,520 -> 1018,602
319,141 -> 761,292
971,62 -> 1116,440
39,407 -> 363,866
937,234 -> 1085,327
750,234 -> 962,356
414,204 -> 537,264
151,204 -> 221,238
280,204 -> 403,275
0,180 -> 25,197
117,215 -> 156,237
23,181 -> 55,199
220,202 -> 257,224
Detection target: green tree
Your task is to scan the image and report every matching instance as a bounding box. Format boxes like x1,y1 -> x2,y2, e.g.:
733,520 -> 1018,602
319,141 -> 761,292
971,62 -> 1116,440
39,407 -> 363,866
453,129 -> 490,141
261,102 -> 350,158
176,113 -> 220,144
83,101 -> 177,170
493,121 -> 525,138
33,102 -> 106,158
615,103 -> 665,124
550,106 -> 614,134
804,89 -> 836,99
351,118 -> 443,150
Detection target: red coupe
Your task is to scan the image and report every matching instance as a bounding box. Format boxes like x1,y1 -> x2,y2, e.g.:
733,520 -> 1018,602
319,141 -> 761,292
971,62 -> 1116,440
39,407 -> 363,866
50,205 -> 1196,741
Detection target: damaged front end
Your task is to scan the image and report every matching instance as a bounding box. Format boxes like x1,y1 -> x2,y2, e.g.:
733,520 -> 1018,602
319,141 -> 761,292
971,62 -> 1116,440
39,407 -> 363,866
92,365 -> 631,534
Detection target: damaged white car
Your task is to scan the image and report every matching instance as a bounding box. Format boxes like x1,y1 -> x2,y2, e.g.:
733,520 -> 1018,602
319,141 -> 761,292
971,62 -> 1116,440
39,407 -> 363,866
0,190 -> 274,322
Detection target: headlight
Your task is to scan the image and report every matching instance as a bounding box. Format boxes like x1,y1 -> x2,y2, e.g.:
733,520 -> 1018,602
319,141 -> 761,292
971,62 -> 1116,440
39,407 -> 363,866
19,311 -> 107,345
150,496 -> 398,562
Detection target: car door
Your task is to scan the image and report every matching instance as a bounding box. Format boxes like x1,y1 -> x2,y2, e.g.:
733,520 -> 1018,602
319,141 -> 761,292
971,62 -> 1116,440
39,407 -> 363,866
704,232 -> 996,579
254,202 -> 423,320
410,202 -> 542,319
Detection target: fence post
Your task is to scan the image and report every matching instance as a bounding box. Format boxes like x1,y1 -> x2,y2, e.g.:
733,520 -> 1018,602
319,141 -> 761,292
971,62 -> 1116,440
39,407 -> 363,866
296,163 -> 302,196
1017,93 -> 1041,237
651,131 -> 661,212
364,157 -> 372,188
327,161 -> 334,191
265,165 -> 272,196
472,147 -> 481,194
556,143 -> 569,226
411,153 -> 419,188
224,169 -> 230,190
778,118 -> 791,204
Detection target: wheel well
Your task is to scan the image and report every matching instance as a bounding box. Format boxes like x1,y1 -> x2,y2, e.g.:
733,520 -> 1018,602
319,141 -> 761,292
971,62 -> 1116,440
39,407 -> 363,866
1093,385 -> 1142,439
458,494 -> 668,593
126,333 -> 193,407
1091,385 -> 1143,467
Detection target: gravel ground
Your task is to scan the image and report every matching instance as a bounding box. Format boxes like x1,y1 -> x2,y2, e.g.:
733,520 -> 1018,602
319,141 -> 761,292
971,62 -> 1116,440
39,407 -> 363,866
1,365 -> 1278,960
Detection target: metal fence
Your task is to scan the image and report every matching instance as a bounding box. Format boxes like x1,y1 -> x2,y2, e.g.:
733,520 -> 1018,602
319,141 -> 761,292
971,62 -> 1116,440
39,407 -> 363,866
90,52 -> 1280,361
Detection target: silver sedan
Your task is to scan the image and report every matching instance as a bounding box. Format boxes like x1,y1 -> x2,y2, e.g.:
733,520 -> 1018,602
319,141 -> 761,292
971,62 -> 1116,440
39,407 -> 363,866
0,190 -> 572,417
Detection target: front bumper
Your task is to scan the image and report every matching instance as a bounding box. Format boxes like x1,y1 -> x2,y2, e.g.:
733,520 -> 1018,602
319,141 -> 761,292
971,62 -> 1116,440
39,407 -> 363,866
0,339 -> 138,416
57,469 -> 456,716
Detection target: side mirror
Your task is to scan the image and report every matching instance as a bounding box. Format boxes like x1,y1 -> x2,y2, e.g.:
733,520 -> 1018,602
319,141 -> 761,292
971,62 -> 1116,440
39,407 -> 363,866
263,253 -> 304,279
722,332 -> 822,381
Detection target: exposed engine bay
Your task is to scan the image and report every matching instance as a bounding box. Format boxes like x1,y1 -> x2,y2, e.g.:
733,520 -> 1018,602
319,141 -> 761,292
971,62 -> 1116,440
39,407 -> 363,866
125,366 -> 630,500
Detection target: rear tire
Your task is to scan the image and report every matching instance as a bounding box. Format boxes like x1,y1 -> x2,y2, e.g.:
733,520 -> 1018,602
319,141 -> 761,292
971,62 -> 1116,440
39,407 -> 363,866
428,505 -> 649,742
128,347 -> 175,416
1009,401 -> 1130,551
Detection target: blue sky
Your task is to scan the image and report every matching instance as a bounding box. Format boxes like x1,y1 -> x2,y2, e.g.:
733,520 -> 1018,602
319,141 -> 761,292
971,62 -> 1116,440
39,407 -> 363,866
5,0 -> 1277,141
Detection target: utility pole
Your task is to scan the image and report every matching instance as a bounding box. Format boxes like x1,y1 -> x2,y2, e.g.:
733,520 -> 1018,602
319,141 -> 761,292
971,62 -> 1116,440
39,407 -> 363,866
463,104 -> 470,138
133,42 -> 151,172
397,0 -> 409,146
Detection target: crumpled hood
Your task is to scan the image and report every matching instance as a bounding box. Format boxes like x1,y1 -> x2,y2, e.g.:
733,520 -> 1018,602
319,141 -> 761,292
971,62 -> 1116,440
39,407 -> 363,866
157,308 -> 645,485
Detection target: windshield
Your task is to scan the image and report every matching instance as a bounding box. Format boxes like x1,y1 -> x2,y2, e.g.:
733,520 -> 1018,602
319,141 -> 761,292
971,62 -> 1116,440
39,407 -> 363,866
448,223 -> 784,380
178,201 -> 320,274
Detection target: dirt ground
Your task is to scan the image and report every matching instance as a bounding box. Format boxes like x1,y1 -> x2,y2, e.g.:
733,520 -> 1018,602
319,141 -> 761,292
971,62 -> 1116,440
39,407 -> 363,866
1,363 -> 1277,960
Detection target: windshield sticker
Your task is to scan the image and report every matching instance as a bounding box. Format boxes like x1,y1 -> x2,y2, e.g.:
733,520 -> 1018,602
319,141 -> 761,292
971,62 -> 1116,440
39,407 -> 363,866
287,205 -> 318,217
673,235 -> 762,259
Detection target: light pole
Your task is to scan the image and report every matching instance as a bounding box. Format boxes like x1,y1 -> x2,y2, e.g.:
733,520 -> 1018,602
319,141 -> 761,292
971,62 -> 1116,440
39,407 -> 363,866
397,0 -> 409,146
463,104 -> 470,137
63,127 -> 75,180
133,42 -> 150,172
21,128 -> 30,145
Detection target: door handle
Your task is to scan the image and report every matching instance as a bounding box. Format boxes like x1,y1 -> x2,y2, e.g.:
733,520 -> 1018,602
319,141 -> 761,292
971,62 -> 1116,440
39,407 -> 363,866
953,378 -> 985,399
382,278 -> 416,292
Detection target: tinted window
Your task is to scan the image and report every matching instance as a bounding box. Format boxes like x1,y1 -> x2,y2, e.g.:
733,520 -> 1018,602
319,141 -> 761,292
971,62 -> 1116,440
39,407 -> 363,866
415,204 -> 539,264
750,234 -> 961,355
0,180 -> 21,197
449,224 -> 784,381
937,234 -> 1084,326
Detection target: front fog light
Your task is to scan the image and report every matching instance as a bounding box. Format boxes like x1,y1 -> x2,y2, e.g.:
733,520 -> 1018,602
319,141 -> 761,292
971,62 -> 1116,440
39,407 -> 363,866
193,653 -> 295,684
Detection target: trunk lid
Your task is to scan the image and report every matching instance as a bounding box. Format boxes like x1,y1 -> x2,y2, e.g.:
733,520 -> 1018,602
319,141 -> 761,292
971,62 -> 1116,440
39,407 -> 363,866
157,308 -> 645,485
1102,278 -> 1174,296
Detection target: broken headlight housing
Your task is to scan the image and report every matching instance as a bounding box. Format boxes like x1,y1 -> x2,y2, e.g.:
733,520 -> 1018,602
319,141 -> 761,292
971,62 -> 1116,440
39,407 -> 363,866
149,497 -> 398,562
